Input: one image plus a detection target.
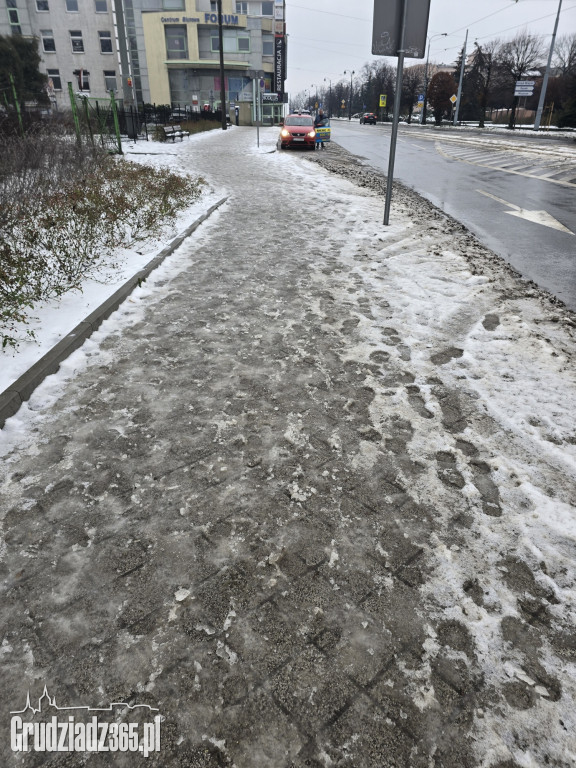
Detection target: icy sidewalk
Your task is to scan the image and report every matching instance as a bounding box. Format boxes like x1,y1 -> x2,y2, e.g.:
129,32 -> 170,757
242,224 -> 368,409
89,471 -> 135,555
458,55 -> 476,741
0,126 -> 575,767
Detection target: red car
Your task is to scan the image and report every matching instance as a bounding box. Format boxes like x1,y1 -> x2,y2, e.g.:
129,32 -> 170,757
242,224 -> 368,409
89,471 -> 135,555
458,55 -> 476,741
278,113 -> 316,150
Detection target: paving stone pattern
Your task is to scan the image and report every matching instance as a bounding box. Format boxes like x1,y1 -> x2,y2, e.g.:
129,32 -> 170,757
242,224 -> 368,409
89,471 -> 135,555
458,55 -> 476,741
0,130 -> 574,767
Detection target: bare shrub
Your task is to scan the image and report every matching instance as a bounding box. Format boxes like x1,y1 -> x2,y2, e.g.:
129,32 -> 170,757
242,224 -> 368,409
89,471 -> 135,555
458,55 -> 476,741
0,128 -> 204,350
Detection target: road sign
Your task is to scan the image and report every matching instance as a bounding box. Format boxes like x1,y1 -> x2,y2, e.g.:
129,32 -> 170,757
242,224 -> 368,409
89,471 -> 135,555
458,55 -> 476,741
450,94 -> 457,104
372,0 -> 431,58
379,94 -> 387,107
417,93 -> 425,102
515,79 -> 535,97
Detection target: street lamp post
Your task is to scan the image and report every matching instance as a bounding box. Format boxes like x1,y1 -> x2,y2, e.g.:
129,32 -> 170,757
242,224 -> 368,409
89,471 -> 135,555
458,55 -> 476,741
343,70 -> 355,120
534,0 -> 563,130
216,0 -> 227,130
324,77 -> 332,117
453,29 -> 468,125
420,32 -> 447,125
311,83 -> 318,112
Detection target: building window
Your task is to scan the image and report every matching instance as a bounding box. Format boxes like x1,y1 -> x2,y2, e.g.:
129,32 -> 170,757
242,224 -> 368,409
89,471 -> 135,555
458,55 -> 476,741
210,1 -> 217,10
47,68 -> 61,89
66,0 -> 78,11
41,29 -> 56,52
73,68 -> 90,90
211,30 -> 251,54
104,70 -> 117,91
7,0 -> 20,31
165,25 -> 188,59
163,0 -> 184,8
36,0 -> 49,9
99,30 -> 113,53
262,34 -> 273,55
261,1 -> 273,15
94,0 -> 107,11
235,1 -> 247,12
70,30 -> 84,52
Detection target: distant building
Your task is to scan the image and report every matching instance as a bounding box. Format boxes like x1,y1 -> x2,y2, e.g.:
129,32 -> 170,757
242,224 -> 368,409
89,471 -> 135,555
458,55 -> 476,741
0,0 -> 120,107
0,0 -> 287,124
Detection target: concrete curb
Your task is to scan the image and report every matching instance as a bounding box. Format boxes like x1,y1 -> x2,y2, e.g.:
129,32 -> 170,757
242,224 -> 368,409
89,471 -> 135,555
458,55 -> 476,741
0,196 -> 228,430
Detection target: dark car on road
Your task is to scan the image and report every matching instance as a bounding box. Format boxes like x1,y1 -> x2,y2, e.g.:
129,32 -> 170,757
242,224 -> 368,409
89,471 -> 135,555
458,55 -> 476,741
360,112 -> 377,124
278,114 -> 316,150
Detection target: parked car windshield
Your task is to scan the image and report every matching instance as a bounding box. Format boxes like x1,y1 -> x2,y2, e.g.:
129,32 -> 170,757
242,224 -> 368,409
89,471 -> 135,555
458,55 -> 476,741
285,116 -> 314,126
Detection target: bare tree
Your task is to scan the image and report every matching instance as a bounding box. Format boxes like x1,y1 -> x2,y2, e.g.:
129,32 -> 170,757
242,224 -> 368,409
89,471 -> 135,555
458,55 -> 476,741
551,33 -> 576,126
467,39 -> 501,127
497,31 -> 544,128
553,33 -> 576,77
401,64 -> 426,122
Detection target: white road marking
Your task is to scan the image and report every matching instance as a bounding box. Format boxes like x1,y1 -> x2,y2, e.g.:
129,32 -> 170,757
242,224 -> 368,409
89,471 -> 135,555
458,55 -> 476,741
477,190 -> 574,234
435,141 -> 576,188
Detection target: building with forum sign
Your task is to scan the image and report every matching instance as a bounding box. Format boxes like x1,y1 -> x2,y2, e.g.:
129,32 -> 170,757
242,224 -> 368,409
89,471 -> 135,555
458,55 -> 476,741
141,0 -> 286,125
0,0 -> 286,124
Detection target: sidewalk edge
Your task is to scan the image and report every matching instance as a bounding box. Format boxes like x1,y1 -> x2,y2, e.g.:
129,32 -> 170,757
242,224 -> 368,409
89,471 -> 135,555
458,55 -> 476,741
0,196 -> 228,430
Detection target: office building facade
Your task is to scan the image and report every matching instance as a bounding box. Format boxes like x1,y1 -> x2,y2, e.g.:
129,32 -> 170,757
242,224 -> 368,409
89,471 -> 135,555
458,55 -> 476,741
1,0 -> 286,124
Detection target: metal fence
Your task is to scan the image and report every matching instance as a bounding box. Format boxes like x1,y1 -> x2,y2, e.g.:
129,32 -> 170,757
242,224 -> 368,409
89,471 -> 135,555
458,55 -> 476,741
0,85 -> 224,153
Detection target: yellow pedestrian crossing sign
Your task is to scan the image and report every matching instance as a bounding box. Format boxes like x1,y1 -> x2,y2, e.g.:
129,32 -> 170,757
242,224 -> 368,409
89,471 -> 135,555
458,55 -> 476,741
379,94 -> 387,107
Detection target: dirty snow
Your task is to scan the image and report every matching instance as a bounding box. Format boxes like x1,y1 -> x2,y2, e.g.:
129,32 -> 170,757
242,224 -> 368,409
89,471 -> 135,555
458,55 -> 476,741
0,125 -> 575,766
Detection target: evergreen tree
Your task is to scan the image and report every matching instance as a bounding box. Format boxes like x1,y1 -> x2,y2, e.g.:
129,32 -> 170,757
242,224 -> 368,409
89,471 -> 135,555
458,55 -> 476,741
428,71 -> 456,124
0,34 -> 48,108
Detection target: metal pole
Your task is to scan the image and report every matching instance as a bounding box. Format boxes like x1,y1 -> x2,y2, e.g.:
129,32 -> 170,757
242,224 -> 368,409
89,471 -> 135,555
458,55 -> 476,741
453,29 -> 468,125
9,73 -> 24,136
216,0 -> 227,130
420,39 -> 432,125
348,71 -> 354,120
109,90 -> 123,154
534,0 -> 562,131
420,33 -> 446,125
383,0 -> 407,226
254,78 -> 259,147
325,78 -> 332,117
67,81 -> 82,145
112,0 -> 134,107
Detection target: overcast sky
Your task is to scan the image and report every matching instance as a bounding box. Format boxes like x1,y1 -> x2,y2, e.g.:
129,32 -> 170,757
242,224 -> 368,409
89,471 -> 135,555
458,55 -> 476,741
285,0 -> 576,99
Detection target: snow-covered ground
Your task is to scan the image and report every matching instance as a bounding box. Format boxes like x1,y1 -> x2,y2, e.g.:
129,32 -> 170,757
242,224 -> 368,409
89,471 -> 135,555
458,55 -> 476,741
1,125 -> 575,766
0,129 -> 224,393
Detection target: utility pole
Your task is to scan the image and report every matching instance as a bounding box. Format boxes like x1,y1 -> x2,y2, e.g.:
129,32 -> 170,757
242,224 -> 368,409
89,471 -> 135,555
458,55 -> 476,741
453,29 -> 468,125
216,0 -> 227,130
383,0 -> 407,225
311,84 -> 318,111
534,0 -> 563,131
324,77 -> 332,117
344,70 -> 355,120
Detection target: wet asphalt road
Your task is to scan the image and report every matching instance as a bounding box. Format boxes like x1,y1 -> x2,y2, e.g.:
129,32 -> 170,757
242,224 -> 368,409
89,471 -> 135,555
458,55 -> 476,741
331,121 -> 576,310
